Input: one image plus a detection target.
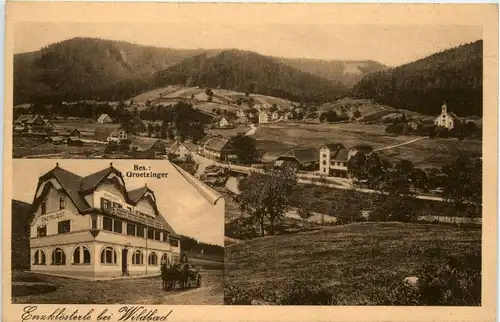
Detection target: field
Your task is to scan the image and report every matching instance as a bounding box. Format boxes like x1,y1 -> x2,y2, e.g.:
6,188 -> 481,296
251,123 -> 482,167
13,137 -> 107,158
12,266 -> 223,304
207,126 -> 252,139
51,120 -> 120,141
225,222 -> 481,305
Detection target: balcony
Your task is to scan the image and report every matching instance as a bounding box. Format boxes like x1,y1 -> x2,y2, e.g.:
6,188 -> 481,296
105,207 -> 163,230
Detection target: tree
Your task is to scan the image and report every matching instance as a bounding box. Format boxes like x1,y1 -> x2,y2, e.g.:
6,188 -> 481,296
353,110 -> 362,118
347,152 -> 367,180
167,128 -> 175,141
147,123 -> 154,137
230,133 -> 259,164
238,165 -> 298,236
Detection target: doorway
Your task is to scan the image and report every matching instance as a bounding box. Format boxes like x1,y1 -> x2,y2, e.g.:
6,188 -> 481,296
122,249 -> 129,276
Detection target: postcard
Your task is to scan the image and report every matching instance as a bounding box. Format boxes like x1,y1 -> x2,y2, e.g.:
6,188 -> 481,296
3,2 -> 498,322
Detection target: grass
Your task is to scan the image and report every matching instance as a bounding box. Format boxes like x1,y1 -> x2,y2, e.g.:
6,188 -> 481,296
252,123 -> 482,167
51,120 -> 120,141
207,126 -> 252,139
225,222 -> 481,305
13,137 -> 106,158
12,268 -> 223,304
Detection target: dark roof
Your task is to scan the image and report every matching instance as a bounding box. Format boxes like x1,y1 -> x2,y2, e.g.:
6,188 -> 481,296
322,143 -> 345,151
331,149 -> 349,162
204,137 -> 231,152
79,167 -> 117,192
127,186 -> 150,203
351,145 -> 374,154
130,137 -> 166,151
279,147 -> 319,164
49,166 -> 90,213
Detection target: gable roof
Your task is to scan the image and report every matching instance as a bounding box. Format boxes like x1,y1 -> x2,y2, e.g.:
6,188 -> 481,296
97,114 -> 112,121
279,147 -> 319,164
331,149 -> 349,162
322,143 -> 346,151
79,166 -> 121,193
109,129 -> 127,137
204,137 -> 231,152
129,137 -> 166,152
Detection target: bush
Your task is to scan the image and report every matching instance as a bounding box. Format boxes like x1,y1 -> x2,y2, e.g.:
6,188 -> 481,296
225,217 -> 260,239
378,252 -> 481,306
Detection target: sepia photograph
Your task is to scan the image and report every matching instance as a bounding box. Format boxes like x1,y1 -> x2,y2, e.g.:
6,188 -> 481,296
3,2 -> 498,322
11,159 -> 225,304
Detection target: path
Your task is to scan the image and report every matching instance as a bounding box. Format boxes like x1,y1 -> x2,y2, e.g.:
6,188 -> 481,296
373,137 -> 428,152
244,124 -> 257,136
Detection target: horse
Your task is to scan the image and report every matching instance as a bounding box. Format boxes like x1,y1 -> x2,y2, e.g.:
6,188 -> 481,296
161,264 -> 190,292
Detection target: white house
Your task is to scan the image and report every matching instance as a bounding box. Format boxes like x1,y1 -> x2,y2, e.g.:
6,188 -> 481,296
29,163 -> 180,279
97,114 -> 113,124
107,129 -> 128,144
219,117 -> 230,128
169,142 -> 191,161
434,103 -> 461,130
236,110 -> 246,118
258,111 -> 269,124
319,143 -> 347,177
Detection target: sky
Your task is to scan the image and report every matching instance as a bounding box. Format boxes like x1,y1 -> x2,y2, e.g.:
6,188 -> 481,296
13,22 -> 482,66
12,159 -> 224,246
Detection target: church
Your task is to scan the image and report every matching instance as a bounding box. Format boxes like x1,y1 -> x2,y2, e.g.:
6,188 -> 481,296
29,163 -> 181,279
434,103 -> 461,130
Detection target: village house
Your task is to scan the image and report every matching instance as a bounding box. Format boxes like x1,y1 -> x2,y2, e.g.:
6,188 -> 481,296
434,103 -> 461,129
142,120 -> 164,137
258,111 -> 269,124
348,144 -> 374,160
107,129 -> 128,144
237,115 -> 249,124
129,137 -> 168,159
14,115 -> 54,134
236,110 -> 247,118
319,143 -> 347,176
169,141 -> 191,161
29,163 -> 181,278
130,116 -> 148,136
407,118 -> 423,130
97,114 -> 114,124
199,137 -> 237,161
274,147 -> 320,171
271,111 -> 280,121
219,117 -> 230,128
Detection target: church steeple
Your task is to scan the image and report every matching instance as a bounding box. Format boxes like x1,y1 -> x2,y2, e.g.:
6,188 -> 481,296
442,102 -> 447,115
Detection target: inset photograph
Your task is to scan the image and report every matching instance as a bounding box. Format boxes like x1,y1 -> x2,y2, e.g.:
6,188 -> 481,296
11,159 -> 224,304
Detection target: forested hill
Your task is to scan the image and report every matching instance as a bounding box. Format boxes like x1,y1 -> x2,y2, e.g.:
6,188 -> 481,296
351,40 -> 483,117
276,57 -> 388,88
155,49 -> 347,103
14,37 -> 215,105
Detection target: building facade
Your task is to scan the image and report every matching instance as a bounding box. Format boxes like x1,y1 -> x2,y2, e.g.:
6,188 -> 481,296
258,112 -> 269,124
30,164 -> 180,279
107,130 -> 128,143
434,103 -> 461,129
319,143 -> 348,177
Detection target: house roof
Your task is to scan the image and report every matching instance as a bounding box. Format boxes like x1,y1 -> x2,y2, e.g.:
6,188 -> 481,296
350,145 -> 374,154
97,114 -> 112,121
204,137 -> 231,152
35,164 -> 175,233
109,129 -> 126,137
49,136 -> 63,141
15,114 -> 44,124
169,141 -> 185,154
331,149 -> 349,162
129,137 -> 166,152
278,147 -> 319,164
68,136 -> 81,141
322,143 -> 346,151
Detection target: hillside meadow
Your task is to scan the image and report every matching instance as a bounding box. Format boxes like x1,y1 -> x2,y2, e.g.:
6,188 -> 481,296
224,222 -> 481,305
252,123 -> 482,167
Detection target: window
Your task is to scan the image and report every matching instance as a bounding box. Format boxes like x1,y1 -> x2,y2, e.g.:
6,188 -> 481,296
100,247 -> 117,264
91,215 -> 97,229
322,154 -> 327,158
37,225 -> 47,237
73,246 -> 91,264
322,160 -> 326,165
127,207 -> 132,212
147,229 -> 154,239
33,249 -> 46,265
148,252 -> 158,265
59,197 -> 65,210
137,226 -> 145,238
57,220 -> 71,234
103,216 -> 113,232
154,231 -> 161,241
52,248 -> 66,265
114,219 -> 123,233
113,202 -> 122,209
100,198 -> 111,210
127,223 -> 136,236
132,250 -> 144,265
161,253 -> 168,265
41,202 -> 47,215
169,238 -> 179,247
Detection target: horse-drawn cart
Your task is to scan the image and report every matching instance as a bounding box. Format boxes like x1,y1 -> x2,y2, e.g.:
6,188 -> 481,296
161,263 -> 202,291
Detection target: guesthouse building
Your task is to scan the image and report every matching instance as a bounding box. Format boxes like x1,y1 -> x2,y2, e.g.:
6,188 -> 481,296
29,163 -> 181,279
